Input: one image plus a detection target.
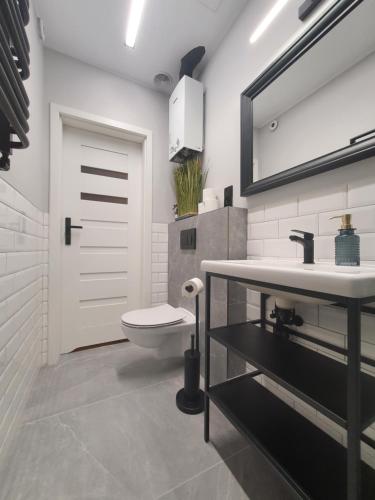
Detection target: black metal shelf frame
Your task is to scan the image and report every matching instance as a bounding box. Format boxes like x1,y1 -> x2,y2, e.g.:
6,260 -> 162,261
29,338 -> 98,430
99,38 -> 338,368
256,293 -> 375,370
209,373 -> 375,500
208,321 -> 375,431
204,271 -> 375,500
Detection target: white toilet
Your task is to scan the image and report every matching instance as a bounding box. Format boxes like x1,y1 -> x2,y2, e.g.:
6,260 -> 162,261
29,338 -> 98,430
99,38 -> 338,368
121,304 -> 195,357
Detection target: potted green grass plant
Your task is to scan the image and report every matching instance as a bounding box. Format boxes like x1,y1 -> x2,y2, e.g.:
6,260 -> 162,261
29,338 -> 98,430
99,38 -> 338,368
173,156 -> 208,218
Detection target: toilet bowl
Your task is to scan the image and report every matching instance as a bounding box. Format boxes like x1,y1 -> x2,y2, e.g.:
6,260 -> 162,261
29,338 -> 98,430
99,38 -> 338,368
121,304 -> 195,357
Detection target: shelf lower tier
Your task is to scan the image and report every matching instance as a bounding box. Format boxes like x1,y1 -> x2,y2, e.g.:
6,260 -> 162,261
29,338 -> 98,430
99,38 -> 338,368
209,374 -> 375,500
209,322 -> 375,429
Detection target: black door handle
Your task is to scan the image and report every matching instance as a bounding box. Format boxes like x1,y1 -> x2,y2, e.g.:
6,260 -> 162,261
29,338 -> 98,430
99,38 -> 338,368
65,217 -> 83,245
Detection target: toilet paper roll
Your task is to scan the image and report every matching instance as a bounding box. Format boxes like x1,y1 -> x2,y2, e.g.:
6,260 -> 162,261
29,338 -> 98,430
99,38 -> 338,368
203,188 -> 216,201
182,278 -> 204,298
198,202 -> 205,214
203,198 -> 219,212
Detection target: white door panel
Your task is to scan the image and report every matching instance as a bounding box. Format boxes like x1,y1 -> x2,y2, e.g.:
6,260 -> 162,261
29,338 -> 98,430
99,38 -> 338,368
80,173 -> 129,199
61,126 -> 142,352
80,277 -> 128,301
80,225 -> 128,248
80,200 -> 129,222
81,143 -> 129,174
80,252 -> 128,274
80,302 -> 127,328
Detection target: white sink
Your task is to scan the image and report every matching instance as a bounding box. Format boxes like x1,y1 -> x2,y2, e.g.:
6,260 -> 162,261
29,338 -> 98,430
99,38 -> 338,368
201,259 -> 375,305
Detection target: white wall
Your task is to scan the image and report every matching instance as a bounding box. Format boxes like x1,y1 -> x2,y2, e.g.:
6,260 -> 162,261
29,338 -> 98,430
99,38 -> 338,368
201,0 -> 335,208
0,2 -> 47,211
44,49 -> 173,223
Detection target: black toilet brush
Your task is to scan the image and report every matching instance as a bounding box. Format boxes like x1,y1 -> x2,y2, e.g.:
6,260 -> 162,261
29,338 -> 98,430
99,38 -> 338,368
176,294 -> 204,414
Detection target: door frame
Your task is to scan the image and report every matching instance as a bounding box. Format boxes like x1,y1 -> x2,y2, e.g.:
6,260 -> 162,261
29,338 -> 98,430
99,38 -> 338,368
48,103 -> 153,365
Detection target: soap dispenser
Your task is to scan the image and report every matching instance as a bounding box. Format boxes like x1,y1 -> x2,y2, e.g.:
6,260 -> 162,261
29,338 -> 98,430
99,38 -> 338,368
330,214 -> 360,266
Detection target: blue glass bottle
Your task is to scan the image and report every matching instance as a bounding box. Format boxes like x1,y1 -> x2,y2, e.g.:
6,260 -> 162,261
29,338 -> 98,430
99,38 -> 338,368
331,214 -> 360,266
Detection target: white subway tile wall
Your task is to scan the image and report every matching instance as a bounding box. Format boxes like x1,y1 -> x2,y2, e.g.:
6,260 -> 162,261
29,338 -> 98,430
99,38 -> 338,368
152,223 -> 168,306
0,179 -> 47,459
247,178 -> 375,468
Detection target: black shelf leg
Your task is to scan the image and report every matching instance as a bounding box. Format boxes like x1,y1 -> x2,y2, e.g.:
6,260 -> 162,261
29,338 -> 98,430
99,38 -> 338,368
260,293 -> 268,329
204,274 -> 211,443
347,298 -> 361,500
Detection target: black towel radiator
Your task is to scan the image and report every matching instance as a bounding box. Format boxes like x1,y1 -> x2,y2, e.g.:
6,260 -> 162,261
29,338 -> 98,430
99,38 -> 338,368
0,0 -> 30,171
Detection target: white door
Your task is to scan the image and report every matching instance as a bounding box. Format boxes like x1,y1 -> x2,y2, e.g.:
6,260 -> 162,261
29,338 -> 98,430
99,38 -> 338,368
61,126 -> 142,353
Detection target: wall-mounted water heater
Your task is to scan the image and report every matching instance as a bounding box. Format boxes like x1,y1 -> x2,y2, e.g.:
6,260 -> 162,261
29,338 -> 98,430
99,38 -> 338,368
169,76 -> 204,163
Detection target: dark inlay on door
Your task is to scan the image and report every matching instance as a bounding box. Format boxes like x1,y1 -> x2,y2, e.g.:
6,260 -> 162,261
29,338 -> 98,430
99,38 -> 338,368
81,165 -> 128,180
81,193 -> 128,204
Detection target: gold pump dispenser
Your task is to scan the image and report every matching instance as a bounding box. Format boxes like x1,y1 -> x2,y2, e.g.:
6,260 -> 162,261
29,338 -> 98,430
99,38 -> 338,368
329,213 -> 353,230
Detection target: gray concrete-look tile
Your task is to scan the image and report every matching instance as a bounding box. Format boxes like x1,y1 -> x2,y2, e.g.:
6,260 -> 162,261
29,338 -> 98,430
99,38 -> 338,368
58,377 -> 247,500
1,373 -> 248,500
25,343 -> 184,422
158,445 -> 301,500
0,416 -> 127,500
0,343 -> 302,500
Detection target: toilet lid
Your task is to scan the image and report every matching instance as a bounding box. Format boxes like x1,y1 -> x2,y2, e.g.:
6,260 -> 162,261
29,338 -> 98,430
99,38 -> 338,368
121,304 -> 187,328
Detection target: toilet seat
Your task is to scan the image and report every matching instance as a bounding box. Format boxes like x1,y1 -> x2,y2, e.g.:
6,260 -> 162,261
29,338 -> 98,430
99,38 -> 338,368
121,306 -> 195,352
121,304 -> 187,329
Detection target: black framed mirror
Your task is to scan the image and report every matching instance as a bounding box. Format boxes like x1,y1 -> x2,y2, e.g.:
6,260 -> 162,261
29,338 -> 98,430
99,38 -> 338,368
241,0 -> 375,196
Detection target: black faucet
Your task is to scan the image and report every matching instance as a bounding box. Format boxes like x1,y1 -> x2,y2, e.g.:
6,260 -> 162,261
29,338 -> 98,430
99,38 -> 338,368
289,230 -> 314,264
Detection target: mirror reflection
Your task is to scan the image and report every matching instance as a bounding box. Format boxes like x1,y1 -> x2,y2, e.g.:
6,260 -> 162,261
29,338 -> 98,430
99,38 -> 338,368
252,0 -> 375,182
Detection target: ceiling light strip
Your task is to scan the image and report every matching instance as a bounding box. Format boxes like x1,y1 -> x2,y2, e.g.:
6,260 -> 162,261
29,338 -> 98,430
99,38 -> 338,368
250,0 -> 290,44
125,0 -> 146,48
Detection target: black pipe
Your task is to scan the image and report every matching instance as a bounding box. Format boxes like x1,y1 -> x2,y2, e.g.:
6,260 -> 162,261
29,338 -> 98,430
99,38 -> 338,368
0,61 -> 30,128
265,320 -> 375,369
0,21 -> 29,108
195,294 -> 199,350
19,0 -> 30,26
2,1 -> 30,70
261,294 -> 375,369
0,88 -> 29,148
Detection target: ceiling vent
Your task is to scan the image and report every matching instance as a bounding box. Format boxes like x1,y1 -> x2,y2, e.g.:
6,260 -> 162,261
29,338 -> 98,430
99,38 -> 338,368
153,72 -> 173,92
198,0 -> 223,12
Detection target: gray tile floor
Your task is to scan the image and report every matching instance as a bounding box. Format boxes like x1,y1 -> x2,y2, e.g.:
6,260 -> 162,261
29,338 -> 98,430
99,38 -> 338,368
0,342 -> 299,500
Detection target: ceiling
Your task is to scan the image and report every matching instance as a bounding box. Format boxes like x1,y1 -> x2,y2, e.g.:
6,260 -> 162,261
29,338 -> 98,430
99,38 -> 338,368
34,0 -> 248,93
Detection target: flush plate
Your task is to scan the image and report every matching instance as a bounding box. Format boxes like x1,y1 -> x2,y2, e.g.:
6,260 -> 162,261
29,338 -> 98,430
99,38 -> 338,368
180,228 -> 196,250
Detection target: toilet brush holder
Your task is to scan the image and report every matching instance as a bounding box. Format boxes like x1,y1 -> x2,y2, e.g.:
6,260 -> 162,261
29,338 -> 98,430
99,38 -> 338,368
176,335 -> 204,414
176,295 -> 204,414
